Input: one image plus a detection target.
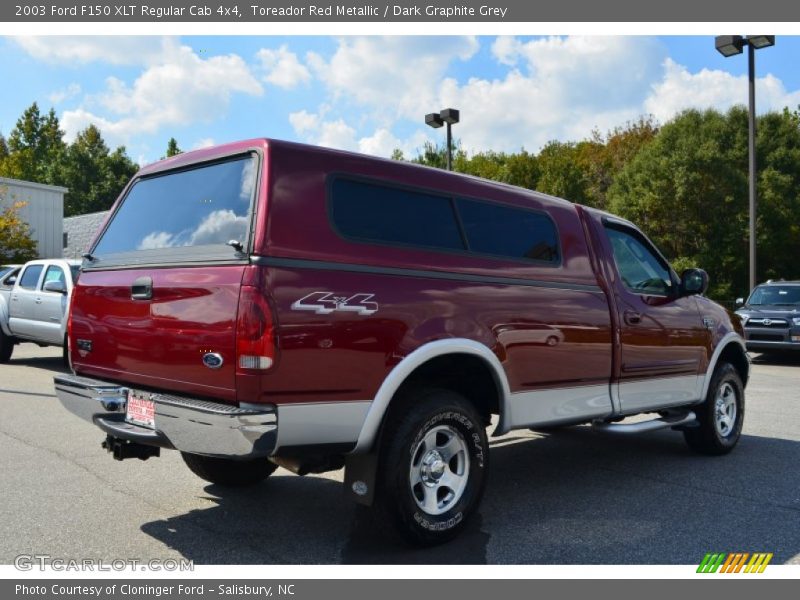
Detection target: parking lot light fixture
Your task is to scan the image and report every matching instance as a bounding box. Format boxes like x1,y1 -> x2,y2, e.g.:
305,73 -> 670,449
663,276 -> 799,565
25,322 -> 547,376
425,108 -> 459,171
714,35 -> 775,291
714,35 -> 744,57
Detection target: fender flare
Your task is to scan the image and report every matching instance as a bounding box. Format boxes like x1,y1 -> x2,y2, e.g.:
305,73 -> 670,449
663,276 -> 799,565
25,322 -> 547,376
701,332 -> 749,400
351,338 -> 511,453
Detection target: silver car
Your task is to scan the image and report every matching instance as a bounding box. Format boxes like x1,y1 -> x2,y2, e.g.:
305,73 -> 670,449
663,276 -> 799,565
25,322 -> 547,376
0,259 -> 81,363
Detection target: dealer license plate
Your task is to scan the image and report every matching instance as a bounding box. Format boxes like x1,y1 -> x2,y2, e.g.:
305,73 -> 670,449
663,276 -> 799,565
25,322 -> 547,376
126,390 -> 156,429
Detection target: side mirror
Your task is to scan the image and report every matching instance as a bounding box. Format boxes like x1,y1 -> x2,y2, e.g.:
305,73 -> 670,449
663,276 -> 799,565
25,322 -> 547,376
680,268 -> 709,296
43,280 -> 66,294
735,297 -> 744,306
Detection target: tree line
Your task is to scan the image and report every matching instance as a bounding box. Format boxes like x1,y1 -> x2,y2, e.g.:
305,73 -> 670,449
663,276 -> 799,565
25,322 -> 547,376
3,101 -> 800,300
394,107 -> 800,300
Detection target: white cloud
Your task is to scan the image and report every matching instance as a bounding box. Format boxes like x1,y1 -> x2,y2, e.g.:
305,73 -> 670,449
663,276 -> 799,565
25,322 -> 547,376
48,83 -> 81,104
307,36 -> 479,125
61,44 -> 262,146
644,58 -> 800,123
12,36 -> 180,66
256,45 -> 311,89
192,137 -> 215,149
289,110 -> 357,151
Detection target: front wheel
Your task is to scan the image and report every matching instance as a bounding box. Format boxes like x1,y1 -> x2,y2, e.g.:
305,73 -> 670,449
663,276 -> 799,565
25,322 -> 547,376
683,362 -> 744,455
373,388 -> 489,546
0,330 -> 13,363
181,453 -> 278,486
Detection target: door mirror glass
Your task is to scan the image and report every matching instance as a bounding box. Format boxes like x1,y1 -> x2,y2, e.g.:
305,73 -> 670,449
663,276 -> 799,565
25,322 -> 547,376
680,268 -> 709,296
43,280 -> 66,294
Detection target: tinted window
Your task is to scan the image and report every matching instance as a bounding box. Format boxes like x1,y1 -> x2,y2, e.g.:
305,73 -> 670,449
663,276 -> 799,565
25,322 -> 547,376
605,226 -> 673,296
1,268 -> 19,289
457,199 -> 559,263
331,179 -> 464,251
43,266 -> 65,288
93,156 -> 256,256
19,265 -> 43,290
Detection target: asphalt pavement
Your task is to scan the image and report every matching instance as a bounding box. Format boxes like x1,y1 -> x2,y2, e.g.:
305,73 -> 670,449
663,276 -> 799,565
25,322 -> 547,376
1,344 -> 798,564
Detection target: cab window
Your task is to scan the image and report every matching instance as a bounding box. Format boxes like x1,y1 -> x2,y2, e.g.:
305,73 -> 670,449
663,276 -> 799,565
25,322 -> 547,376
605,226 -> 673,296
18,265 -> 43,290
42,266 -> 66,290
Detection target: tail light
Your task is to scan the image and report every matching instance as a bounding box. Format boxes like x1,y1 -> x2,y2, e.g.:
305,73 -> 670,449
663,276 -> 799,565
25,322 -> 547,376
235,285 -> 277,373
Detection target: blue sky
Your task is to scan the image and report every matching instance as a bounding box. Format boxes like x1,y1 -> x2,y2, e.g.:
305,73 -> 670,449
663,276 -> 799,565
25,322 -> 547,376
1,35 -> 799,165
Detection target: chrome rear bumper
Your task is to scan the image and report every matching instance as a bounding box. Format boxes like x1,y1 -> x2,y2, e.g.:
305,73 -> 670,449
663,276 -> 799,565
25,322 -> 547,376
54,374 -> 277,458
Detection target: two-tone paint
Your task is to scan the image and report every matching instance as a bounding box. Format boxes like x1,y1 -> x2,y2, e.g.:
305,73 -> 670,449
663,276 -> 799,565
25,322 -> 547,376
66,138 -> 748,456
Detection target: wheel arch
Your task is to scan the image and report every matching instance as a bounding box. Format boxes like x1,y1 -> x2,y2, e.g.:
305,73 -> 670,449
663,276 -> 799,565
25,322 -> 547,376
0,296 -> 12,337
701,332 -> 749,400
352,339 -> 510,453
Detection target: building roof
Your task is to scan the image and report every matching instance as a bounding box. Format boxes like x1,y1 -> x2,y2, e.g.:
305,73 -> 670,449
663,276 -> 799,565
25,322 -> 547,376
0,176 -> 68,194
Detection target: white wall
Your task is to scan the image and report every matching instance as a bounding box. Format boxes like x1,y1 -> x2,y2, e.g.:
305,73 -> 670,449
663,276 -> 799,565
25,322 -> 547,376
0,177 -> 67,259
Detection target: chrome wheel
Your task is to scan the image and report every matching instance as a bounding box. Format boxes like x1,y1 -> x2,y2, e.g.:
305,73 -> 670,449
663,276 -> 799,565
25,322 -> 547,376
713,381 -> 737,437
409,425 -> 470,516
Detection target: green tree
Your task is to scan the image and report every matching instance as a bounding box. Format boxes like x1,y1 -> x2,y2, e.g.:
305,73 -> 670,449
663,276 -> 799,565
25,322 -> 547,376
0,198 -> 38,262
164,137 -> 182,158
536,140 -> 589,203
608,107 -> 750,299
61,124 -> 138,216
1,103 -> 67,184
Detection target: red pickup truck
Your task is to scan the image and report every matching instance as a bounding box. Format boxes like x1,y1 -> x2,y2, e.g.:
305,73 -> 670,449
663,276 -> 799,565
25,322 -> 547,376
55,138 -> 749,546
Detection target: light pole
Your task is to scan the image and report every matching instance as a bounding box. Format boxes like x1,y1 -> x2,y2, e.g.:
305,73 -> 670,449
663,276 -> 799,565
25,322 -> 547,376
715,35 -> 775,291
425,108 -> 460,171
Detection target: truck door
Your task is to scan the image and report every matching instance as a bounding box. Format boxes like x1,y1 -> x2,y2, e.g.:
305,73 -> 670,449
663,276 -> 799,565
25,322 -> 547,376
8,263 -> 44,339
34,265 -> 68,345
600,220 -> 708,414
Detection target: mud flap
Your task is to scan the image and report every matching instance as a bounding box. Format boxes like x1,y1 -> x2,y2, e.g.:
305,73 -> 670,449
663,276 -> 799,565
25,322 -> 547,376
344,453 -> 378,506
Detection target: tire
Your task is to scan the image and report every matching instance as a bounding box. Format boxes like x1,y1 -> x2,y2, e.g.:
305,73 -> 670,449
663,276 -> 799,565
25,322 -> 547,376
0,330 -> 13,363
683,362 -> 744,455
181,453 -> 278,486
373,388 -> 489,546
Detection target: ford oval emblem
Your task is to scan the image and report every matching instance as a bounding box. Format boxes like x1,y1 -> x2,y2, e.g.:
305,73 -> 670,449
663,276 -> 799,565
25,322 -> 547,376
202,353 -> 224,369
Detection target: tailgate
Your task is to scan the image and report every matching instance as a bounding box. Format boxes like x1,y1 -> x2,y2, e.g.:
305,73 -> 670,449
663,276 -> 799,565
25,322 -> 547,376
70,266 -> 245,403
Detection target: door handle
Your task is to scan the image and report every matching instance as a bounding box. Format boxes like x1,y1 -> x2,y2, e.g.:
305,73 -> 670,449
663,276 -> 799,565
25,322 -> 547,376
624,310 -> 642,325
131,276 -> 153,300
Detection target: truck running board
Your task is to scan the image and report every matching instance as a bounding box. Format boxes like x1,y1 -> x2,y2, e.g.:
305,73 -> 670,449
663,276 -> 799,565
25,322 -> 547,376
592,411 -> 697,434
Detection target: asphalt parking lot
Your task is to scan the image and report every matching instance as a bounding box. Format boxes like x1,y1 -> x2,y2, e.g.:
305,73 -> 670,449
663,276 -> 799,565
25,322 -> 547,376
1,344 -> 798,565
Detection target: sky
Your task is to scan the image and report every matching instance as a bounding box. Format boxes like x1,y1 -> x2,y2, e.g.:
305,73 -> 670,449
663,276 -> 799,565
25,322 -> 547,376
2,35 -> 800,165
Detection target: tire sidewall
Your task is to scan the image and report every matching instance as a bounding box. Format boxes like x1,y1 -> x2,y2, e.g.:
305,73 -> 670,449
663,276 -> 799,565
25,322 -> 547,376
706,365 -> 745,450
386,392 -> 488,541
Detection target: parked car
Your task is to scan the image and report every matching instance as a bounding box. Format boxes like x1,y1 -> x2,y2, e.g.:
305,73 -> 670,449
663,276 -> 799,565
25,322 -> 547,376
0,259 -> 81,363
54,139 -> 749,546
735,280 -> 800,353
0,264 -> 20,279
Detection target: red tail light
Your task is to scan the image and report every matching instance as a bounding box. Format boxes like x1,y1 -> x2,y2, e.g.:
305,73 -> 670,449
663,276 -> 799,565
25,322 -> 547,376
235,285 -> 276,373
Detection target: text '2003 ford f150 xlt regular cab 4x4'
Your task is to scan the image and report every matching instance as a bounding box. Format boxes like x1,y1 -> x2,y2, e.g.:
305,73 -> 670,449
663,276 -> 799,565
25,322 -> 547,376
54,138 -> 749,546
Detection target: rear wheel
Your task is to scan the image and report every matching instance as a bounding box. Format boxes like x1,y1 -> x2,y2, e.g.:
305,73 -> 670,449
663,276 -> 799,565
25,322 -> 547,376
0,330 -> 13,363
181,453 -> 278,486
683,362 -> 744,455
373,388 -> 489,546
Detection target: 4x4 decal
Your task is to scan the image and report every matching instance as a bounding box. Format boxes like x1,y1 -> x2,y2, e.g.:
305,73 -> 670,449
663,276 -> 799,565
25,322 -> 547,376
291,292 -> 378,315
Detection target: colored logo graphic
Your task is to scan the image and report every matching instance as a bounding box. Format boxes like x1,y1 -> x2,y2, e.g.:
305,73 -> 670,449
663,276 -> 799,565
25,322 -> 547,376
697,552 -> 773,573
